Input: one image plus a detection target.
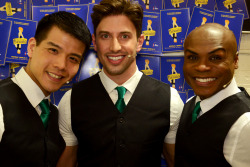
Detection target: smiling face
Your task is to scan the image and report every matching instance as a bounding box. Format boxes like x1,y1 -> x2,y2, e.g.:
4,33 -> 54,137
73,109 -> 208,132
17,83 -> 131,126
183,23 -> 238,100
26,26 -> 86,96
92,15 -> 144,84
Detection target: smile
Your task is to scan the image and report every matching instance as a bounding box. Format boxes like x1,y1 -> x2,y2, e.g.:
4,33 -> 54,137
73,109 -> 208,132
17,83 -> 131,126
48,72 -> 62,79
196,78 -> 216,83
108,56 -> 124,61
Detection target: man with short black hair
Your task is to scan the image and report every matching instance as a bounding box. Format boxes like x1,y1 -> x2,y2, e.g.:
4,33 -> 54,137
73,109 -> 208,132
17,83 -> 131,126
0,11 -> 91,166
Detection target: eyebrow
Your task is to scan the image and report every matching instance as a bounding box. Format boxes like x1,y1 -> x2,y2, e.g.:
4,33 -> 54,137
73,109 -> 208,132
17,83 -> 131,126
47,41 -> 83,59
71,53 -> 83,60
98,31 -> 109,35
120,31 -> 132,34
98,31 -> 132,35
185,48 -> 226,55
185,49 -> 197,55
47,41 -> 62,49
208,48 -> 226,54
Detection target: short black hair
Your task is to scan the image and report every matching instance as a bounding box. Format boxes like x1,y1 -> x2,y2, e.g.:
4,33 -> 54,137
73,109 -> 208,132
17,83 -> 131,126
35,11 -> 91,56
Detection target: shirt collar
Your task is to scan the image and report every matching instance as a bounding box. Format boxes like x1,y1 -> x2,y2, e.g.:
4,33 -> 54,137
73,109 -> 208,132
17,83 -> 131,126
99,67 -> 143,94
11,67 -> 49,108
196,78 -> 240,113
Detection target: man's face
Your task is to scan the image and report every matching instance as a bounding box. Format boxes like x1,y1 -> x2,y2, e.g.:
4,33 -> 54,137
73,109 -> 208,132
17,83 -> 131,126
183,27 -> 238,100
26,26 -> 86,96
92,15 -> 144,82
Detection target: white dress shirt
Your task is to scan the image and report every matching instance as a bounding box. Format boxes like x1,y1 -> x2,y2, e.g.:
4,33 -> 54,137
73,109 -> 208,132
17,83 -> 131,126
58,69 -> 184,146
0,67 -> 49,141
193,78 -> 250,167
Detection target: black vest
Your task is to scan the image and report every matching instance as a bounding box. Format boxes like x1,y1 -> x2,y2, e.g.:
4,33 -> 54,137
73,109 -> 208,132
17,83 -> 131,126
0,78 -> 65,167
71,74 -> 171,167
175,88 -> 250,167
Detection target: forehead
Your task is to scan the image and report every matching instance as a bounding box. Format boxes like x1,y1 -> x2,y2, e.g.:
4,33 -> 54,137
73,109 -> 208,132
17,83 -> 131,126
96,15 -> 136,34
187,29 -> 223,46
184,28 -> 231,53
44,26 -> 65,39
43,26 -> 75,42
41,26 -> 85,49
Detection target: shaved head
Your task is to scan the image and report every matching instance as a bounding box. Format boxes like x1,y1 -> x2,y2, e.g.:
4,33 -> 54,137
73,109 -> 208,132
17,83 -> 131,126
184,23 -> 238,56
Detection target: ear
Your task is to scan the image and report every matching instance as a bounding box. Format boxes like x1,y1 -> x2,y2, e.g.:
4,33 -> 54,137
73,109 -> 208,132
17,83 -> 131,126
92,34 -> 97,51
136,34 -> 144,53
27,37 -> 36,58
234,51 -> 239,69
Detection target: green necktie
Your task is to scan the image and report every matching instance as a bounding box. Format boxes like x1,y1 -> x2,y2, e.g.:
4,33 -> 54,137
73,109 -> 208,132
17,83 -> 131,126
115,86 -> 127,113
39,99 -> 50,128
192,101 -> 201,123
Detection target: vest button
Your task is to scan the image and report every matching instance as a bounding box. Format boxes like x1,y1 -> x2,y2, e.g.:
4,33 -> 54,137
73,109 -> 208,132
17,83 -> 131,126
119,117 -> 124,123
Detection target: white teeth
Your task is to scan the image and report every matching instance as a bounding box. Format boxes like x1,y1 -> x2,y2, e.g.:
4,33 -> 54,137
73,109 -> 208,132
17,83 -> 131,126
48,72 -> 62,79
196,78 -> 216,83
108,56 -> 123,61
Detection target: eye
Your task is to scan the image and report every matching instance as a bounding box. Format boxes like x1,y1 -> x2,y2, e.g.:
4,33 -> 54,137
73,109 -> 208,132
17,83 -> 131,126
101,34 -> 110,39
186,55 -> 198,60
210,55 -> 222,61
69,56 -> 81,64
121,34 -> 129,39
48,48 -> 58,54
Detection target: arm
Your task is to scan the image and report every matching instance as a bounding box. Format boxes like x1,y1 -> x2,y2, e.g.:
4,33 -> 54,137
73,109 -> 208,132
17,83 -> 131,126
0,104 -> 4,142
57,90 -> 79,167
163,143 -> 175,167
57,146 -> 78,167
224,113 -> 250,167
164,87 -> 184,166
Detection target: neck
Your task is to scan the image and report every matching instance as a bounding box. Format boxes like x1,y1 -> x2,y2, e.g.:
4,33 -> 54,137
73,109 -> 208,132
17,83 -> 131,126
104,65 -> 137,85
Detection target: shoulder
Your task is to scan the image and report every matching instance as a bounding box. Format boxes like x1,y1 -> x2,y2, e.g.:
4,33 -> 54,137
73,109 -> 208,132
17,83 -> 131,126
72,74 -> 100,90
141,74 -> 170,88
0,78 -> 13,89
228,112 -> 250,146
237,112 -> 250,127
0,78 -> 17,103
186,95 -> 196,103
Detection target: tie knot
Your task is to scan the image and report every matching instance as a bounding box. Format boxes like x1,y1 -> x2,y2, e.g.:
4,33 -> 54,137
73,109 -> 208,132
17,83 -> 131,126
194,101 -> 201,112
39,99 -> 50,128
41,99 -> 49,104
192,101 -> 201,123
39,99 -> 50,114
116,86 -> 127,99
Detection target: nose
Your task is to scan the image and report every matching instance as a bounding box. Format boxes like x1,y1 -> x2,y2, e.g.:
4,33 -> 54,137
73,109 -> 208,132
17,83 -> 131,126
54,55 -> 66,70
195,60 -> 211,72
110,38 -> 121,52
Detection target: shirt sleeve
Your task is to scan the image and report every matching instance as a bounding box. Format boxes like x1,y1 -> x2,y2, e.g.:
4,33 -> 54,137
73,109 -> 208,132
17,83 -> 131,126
58,89 -> 78,146
223,112 -> 250,167
164,87 -> 184,144
0,104 -> 4,142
